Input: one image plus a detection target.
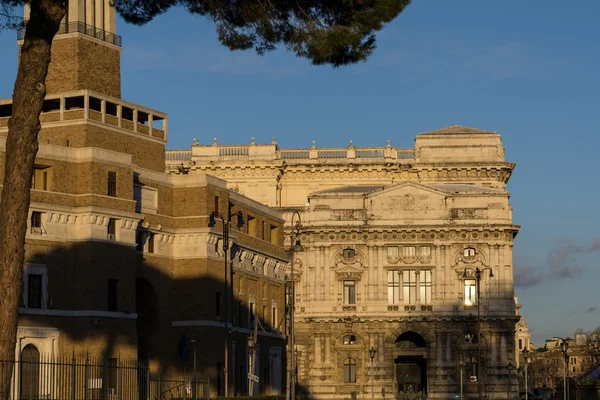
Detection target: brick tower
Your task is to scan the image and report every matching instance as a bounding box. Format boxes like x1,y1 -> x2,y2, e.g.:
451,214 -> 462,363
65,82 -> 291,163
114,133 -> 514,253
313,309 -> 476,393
23,0 -> 121,97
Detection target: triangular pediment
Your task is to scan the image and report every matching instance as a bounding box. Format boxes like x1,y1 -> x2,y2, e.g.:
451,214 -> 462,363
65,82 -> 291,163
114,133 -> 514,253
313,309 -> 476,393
367,181 -> 450,215
366,181 -> 450,199
419,124 -> 495,135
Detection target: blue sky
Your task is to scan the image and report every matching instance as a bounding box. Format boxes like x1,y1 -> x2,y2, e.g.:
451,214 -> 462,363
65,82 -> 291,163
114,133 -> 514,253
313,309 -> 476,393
1,0 -> 599,347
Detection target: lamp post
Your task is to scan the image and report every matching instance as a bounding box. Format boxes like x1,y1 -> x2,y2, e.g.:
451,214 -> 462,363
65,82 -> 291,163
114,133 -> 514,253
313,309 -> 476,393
287,211 -> 303,400
508,362 -> 514,400
208,210 -> 245,398
369,347 -> 376,400
560,340 -> 569,400
462,265 -> 494,400
191,339 -> 197,399
459,355 -> 464,400
523,348 -> 529,400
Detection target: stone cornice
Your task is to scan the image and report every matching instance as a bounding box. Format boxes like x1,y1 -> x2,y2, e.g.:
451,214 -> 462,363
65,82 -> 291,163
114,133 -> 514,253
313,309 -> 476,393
296,225 -> 520,244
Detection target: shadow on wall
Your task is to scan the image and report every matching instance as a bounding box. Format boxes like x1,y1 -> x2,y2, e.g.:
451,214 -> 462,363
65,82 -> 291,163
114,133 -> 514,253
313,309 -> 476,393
12,239 -> 287,398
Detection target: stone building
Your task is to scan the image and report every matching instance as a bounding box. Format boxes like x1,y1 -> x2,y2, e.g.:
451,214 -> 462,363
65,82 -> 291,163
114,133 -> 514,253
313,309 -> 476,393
1,1 -> 287,397
167,127 -> 521,399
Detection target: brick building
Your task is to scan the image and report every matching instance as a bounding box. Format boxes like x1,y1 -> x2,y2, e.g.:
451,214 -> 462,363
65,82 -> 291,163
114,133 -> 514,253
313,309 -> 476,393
0,1 -> 287,397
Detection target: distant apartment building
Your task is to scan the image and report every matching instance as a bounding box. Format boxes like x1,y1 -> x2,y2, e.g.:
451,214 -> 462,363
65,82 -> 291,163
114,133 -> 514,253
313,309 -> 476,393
167,125 -> 522,399
0,1 -> 287,397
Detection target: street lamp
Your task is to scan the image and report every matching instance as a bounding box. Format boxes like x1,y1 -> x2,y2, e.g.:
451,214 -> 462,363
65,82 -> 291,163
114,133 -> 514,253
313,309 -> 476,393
459,355 -> 464,400
208,210 -> 245,398
287,211 -> 303,400
508,362 -> 514,400
561,339 -> 569,400
191,339 -> 197,399
369,347 -> 376,400
462,265 -> 494,399
522,348 -> 530,400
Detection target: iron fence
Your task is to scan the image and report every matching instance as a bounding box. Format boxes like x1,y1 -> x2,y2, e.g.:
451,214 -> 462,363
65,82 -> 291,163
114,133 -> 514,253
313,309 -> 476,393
0,355 -> 209,400
17,21 -> 122,46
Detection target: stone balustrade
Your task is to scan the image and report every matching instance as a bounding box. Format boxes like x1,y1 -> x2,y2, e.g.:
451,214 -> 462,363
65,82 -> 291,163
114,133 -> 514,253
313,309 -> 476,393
0,90 -> 168,141
165,137 -> 415,163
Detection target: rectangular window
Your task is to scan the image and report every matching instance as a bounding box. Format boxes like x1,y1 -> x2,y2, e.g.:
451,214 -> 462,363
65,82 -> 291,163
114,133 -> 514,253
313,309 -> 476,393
271,307 -> 278,331
343,281 -> 356,305
136,231 -> 144,252
108,171 -> 117,197
519,339 -> 523,350
403,246 -> 416,257
270,225 -> 281,245
31,166 -> 51,191
147,233 -> 154,253
387,271 -> 401,304
249,301 -> 256,328
262,305 -> 267,324
107,219 -> 116,241
403,270 -> 417,304
30,212 -> 42,234
107,279 -> 118,311
216,293 -> 222,319
419,270 -> 432,304
420,246 -> 431,257
387,246 -> 399,259
248,215 -> 257,237
464,279 -> 477,305
27,274 -> 43,309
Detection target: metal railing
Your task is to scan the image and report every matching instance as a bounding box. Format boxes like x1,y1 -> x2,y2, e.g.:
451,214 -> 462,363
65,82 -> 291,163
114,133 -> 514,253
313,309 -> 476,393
0,354 -> 209,400
18,21 -> 122,47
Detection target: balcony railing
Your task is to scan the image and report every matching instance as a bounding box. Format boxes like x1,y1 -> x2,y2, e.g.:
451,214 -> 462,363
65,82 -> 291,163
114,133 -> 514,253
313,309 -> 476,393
18,21 -> 122,47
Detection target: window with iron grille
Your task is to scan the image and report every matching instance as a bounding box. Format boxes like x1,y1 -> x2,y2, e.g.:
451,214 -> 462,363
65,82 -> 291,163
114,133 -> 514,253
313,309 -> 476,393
27,274 -> 43,309
108,171 -> 117,197
107,279 -> 118,311
107,219 -> 116,241
31,212 -> 42,234
343,358 -> 356,383
343,280 -> 356,304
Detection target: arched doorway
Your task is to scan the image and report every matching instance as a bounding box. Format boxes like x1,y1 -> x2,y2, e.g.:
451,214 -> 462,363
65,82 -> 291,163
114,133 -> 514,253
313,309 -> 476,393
20,344 -> 40,400
394,332 -> 427,398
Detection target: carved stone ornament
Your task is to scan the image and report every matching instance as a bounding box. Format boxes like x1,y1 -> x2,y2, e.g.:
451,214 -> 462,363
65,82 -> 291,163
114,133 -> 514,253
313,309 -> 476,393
334,253 -> 365,280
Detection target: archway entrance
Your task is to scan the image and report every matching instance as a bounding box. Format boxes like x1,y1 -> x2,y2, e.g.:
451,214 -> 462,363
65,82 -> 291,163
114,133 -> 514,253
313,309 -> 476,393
393,332 -> 427,398
20,344 -> 40,400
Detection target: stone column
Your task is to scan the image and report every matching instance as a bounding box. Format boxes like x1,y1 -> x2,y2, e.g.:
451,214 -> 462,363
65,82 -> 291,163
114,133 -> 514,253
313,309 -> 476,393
378,246 -> 385,301
368,245 -> 374,301
500,333 -> 507,366
435,245 -> 442,301
324,334 -> 331,365
415,270 -> 421,304
379,333 -> 385,363
315,335 -> 322,366
313,247 -> 319,302
324,246 -> 331,301
498,245 -> 505,301
446,333 -> 452,364
490,332 -> 498,367
444,245 -> 451,301
436,332 -> 443,366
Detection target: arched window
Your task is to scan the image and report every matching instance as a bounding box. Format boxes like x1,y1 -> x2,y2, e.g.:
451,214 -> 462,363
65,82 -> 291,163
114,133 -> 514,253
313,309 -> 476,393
343,248 -> 355,259
465,356 -> 478,382
463,247 -> 476,258
344,358 -> 356,383
343,335 -> 357,345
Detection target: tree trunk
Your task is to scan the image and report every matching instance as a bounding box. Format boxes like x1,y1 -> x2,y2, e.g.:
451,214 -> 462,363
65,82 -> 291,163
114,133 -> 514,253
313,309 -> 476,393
0,1 -> 64,399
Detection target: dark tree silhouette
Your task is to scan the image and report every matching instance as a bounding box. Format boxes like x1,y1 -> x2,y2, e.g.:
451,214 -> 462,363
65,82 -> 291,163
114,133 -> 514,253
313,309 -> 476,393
0,0 -> 410,398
